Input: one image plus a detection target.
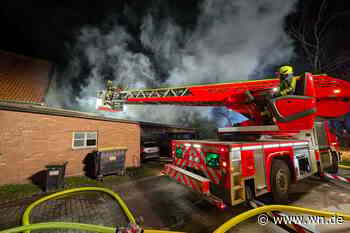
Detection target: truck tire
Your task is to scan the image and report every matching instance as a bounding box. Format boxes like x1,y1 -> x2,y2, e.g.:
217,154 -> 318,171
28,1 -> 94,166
271,159 -> 291,203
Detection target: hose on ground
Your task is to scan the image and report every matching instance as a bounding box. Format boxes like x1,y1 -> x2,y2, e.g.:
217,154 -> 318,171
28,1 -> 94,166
22,187 -> 136,233
0,222 -> 183,233
213,205 -> 350,233
339,164 -> 350,169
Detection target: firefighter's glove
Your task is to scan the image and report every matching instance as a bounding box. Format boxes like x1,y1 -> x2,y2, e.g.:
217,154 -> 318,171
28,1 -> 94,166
280,87 -> 293,96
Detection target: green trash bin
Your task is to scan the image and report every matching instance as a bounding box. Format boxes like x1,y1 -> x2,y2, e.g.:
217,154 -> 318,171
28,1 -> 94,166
45,162 -> 68,192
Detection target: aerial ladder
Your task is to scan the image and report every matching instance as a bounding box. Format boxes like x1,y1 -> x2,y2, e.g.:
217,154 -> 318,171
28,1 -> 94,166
97,73 -> 350,133
96,73 -> 350,233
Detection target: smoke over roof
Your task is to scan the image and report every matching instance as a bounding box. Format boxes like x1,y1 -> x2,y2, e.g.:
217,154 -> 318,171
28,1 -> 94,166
45,0 -> 297,132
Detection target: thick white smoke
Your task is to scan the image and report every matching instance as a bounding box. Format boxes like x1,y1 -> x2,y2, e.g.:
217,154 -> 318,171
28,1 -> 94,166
46,0 -> 297,128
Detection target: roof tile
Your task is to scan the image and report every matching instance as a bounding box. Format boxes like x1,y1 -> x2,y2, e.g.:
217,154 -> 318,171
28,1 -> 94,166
0,51 -> 52,103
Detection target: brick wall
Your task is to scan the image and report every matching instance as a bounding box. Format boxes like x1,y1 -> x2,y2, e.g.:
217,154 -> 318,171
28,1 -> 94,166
0,110 -> 140,185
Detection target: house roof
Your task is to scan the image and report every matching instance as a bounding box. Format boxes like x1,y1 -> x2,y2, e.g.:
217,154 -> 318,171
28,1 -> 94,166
0,102 -> 197,130
0,50 -> 52,104
0,102 -> 139,125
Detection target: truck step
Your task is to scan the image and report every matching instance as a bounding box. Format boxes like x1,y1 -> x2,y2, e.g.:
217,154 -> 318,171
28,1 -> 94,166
164,164 -> 210,194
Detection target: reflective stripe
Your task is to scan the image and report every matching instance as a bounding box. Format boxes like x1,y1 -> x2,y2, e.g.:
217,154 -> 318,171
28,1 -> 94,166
338,176 -> 349,183
167,164 -> 210,182
239,142 -> 309,150
175,158 -> 181,166
207,167 -> 220,184
187,160 -> 193,168
189,177 -> 200,192
231,147 -> 241,151
241,145 -> 262,151
324,173 -> 350,183
263,144 -> 279,149
179,158 -> 186,168
293,142 -> 308,146
169,168 -> 176,178
193,144 -> 201,148
199,164 -> 213,183
182,174 -> 190,186
280,143 -> 294,147
177,174 -> 183,183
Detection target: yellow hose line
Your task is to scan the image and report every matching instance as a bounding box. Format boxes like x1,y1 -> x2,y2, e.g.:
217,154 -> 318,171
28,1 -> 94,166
22,187 -> 136,233
144,230 -> 185,233
339,164 -> 350,169
0,222 -> 115,233
213,205 -> 350,233
0,222 -> 183,233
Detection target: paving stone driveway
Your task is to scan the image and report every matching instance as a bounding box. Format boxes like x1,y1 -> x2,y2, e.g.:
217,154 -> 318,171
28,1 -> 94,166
1,168 -> 350,233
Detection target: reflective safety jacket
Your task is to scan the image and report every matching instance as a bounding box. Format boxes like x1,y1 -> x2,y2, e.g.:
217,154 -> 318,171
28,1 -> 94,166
279,76 -> 299,96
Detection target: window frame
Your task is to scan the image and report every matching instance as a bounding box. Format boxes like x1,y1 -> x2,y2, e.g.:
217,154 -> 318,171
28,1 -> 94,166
72,131 -> 98,149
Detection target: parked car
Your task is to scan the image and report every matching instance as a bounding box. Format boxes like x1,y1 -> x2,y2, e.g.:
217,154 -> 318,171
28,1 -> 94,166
141,141 -> 160,162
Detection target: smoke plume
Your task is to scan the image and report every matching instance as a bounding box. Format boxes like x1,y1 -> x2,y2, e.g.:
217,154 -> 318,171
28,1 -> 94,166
45,0 -> 297,133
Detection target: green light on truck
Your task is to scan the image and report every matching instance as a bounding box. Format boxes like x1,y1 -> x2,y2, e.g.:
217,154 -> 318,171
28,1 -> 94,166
205,152 -> 220,168
175,147 -> 183,158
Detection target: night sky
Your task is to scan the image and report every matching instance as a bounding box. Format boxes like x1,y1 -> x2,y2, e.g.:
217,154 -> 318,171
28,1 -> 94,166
2,0 -> 350,135
0,1 -> 199,67
1,0 -> 350,75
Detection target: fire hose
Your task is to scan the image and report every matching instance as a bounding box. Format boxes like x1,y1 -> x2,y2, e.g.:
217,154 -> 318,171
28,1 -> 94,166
339,164 -> 350,169
0,187 -> 350,233
1,205 -> 349,233
22,187 -> 136,233
2,186 -> 184,233
213,205 -> 350,233
0,222 -> 182,233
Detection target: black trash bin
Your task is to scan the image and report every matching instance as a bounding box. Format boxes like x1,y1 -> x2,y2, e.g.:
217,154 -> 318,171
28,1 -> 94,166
45,162 -> 68,192
94,147 -> 127,180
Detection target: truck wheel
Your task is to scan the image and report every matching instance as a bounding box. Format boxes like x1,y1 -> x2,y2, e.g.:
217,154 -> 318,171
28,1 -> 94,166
271,159 -> 291,203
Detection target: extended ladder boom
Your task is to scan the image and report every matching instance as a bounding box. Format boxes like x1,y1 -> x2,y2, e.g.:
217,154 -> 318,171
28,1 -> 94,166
97,73 -> 350,131
97,79 -> 279,112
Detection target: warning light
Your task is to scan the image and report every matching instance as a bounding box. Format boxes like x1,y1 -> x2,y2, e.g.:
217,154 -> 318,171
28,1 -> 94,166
175,147 -> 183,158
218,202 -> 226,210
334,89 -> 341,94
205,153 -> 220,168
222,161 -> 227,168
220,147 -> 226,152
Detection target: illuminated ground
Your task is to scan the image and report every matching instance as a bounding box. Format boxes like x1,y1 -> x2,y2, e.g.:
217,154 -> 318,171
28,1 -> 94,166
0,162 -> 350,233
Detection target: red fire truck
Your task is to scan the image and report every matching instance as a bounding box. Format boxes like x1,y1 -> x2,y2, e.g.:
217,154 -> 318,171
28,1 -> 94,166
97,73 -> 350,208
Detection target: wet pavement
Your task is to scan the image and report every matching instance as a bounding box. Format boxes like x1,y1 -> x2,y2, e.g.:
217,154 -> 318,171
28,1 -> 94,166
0,164 -> 350,233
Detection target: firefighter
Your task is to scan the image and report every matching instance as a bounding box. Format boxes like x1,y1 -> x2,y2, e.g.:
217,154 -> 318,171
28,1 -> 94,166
260,66 -> 298,122
276,65 -> 299,96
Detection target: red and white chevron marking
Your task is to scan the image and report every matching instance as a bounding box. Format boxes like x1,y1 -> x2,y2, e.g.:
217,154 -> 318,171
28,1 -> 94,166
174,158 -> 222,184
164,164 -> 210,194
324,173 -> 350,183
